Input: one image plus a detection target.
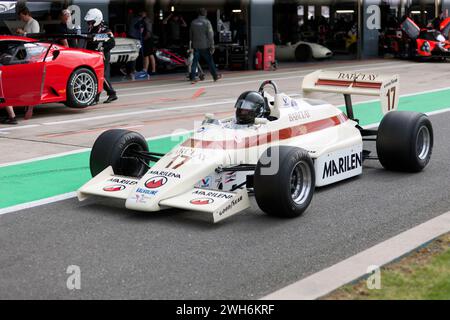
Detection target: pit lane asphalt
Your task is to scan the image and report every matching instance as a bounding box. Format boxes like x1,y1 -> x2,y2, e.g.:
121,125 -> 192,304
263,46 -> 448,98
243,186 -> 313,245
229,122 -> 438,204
1,59 -> 448,163
0,111 -> 449,299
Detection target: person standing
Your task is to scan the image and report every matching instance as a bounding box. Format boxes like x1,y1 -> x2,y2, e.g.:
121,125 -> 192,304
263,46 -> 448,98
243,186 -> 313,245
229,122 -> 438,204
16,6 -> 40,35
135,10 -> 156,78
163,12 -> 187,47
189,8 -> 221,83
56,9 -> 74,47
1,107 -> 17,125
84,8 -> 118,104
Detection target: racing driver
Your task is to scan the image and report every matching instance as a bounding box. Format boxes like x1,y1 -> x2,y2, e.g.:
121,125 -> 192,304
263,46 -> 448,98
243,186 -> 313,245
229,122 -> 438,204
84,8 -> 118,104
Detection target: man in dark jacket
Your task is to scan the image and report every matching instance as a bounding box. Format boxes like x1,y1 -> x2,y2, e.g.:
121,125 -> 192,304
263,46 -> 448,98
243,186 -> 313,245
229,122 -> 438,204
84,8 -> 118,104
189,8 -> 221,83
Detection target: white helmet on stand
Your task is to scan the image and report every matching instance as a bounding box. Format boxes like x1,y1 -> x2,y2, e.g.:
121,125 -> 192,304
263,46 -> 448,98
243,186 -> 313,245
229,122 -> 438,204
84,8 -> 103,27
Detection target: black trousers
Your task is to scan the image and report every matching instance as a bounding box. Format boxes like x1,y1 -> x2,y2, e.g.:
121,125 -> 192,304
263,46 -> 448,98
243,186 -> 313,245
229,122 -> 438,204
103,52 -> 116,96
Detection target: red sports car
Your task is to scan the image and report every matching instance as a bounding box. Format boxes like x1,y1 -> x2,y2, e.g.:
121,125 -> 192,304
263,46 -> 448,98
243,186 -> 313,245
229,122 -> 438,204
0,35 -> 104,109
380,17 -> 450,59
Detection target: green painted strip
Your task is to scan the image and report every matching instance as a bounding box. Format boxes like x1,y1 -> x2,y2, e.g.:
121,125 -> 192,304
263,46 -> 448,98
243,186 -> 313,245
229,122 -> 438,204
345,89 -> 450,126
1,89 -> 449,210
0,134 -> 189,209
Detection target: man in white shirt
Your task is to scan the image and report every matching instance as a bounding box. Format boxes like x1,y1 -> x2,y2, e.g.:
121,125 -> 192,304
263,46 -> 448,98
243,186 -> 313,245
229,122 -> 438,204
16,6 -> 40,36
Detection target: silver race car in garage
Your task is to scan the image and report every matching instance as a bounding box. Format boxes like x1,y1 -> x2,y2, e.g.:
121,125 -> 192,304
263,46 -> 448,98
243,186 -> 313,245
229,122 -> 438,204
276,41 -> 333,62
78,70 -> 433,223
110,37 -> 140,64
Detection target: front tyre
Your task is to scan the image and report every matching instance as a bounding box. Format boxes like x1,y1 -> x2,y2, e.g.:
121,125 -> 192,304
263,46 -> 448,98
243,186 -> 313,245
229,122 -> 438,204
90,129 -> 149,178
295,44 -> 312,62
254,146 -> 315,218
65,68 -> 98,108
376,111 -> 433,172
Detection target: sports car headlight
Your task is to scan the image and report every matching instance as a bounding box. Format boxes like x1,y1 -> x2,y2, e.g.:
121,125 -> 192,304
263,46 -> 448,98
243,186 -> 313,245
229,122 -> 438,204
134,40 -> 142,50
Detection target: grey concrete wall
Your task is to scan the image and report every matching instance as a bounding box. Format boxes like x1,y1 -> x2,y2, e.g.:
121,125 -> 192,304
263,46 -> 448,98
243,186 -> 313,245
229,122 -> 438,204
443,0 -> 450,14
248,0 -> 273,69
362,0 -> 382,58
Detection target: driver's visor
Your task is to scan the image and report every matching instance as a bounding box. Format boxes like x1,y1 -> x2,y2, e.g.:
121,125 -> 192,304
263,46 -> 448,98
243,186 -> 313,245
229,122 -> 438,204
235,99 -> 256,110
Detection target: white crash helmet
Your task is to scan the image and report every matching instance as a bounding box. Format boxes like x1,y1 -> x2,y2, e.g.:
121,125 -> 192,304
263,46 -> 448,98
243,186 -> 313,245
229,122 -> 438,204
84,8 -> 103,27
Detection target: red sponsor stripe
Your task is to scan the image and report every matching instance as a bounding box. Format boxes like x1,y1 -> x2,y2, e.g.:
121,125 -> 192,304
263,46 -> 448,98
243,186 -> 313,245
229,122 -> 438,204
353,81 -> 382,89
317,79 -> 352,87
182,114 -> 347,150
316,79 -> 382,89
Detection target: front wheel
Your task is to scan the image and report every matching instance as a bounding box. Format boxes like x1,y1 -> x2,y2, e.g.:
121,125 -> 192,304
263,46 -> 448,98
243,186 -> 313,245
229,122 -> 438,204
90,129 -> 149,177
254,146 -> 315,218
65,68 -> 98,108
376,111 -> 433,172
295,44 -> 312,62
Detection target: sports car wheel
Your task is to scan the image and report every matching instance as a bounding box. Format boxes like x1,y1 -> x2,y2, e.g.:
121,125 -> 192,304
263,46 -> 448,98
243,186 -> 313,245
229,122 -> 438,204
254,146 -> 315,218
65,68 -> 98,108
90,129 -> 149,177
376,111 -> 433,172
295,44 -> 312,62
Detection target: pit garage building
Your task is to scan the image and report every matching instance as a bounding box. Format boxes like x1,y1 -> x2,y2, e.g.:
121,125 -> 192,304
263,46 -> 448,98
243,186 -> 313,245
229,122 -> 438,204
2,0 -> 450,69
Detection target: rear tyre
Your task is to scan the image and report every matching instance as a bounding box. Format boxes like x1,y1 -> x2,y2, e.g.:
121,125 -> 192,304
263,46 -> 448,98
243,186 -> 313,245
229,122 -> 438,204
376,111 -> 433,172
65,68 -> 98,108
90,129 -> 149,177
295,44 -> 312,62
254,146 -> 315,218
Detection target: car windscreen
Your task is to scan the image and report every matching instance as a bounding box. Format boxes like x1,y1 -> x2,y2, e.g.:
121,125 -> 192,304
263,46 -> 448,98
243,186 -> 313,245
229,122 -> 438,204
0,41 -> 49,66
419,30 -> 444,41
400,17 -> 420,39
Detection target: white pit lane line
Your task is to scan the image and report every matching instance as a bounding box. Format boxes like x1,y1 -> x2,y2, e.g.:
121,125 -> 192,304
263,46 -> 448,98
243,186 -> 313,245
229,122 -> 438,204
262,211 -> 450,300
117,62 -> 420,98
0,99 -> 234,131
0,61 -> 445,133
114,61 -> 405,93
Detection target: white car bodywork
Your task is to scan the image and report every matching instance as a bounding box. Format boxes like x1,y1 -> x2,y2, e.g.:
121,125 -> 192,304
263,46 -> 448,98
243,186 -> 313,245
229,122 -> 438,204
277,41 -> 333,61
110,37 -> 140,64
78,70 -> 399,223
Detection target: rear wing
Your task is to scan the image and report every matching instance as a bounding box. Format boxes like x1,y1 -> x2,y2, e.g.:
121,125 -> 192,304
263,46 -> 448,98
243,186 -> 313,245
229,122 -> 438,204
302,70 -> 399,118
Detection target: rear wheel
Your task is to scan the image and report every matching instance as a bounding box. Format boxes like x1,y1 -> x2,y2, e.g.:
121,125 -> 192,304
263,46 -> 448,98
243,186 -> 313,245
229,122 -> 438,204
90,129 -> 149,177
65,68 -> 98,108
254,146 -> 315,218
376,111 -> 433,172
295,44 -> 312,62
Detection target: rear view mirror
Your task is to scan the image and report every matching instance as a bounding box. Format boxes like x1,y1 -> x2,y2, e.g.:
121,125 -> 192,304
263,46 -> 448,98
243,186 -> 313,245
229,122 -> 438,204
52,50 -> 60,60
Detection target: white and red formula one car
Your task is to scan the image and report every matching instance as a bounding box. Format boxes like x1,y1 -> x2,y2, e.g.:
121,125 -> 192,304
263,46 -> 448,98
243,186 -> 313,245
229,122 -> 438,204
78,70 -> 433,222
